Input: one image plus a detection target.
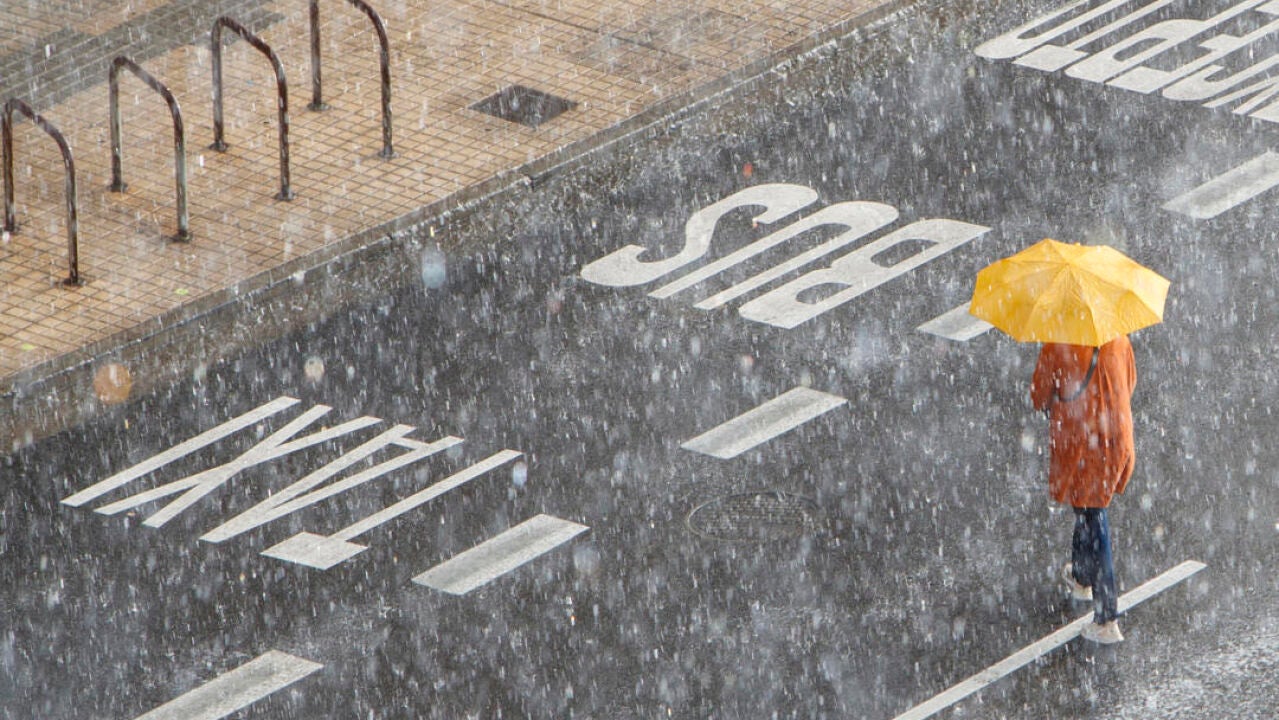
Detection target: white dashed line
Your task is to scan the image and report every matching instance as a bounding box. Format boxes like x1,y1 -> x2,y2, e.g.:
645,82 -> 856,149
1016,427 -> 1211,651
133,650 -> 322,720
891,560 -> 1206,720
681,386 -> 847,459
412,514 -> 589,595
1164,151 -> 1279,219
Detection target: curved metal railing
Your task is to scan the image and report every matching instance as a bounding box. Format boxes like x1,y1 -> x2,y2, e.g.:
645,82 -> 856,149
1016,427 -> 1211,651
308,0 -> 394,158
2,98 -> 81,287
210,16 -> 294,201
109,56 -> 191,242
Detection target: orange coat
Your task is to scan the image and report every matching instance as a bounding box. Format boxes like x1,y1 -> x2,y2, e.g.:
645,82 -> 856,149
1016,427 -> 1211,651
1030,336 -> 1137,508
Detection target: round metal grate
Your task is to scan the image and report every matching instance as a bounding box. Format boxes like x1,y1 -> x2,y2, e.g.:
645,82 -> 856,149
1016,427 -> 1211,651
686,491 -> 821,542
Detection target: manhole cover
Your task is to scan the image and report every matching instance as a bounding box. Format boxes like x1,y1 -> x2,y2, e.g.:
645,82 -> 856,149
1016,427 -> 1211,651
686,491 -> 821,542
471,85 -> 576,128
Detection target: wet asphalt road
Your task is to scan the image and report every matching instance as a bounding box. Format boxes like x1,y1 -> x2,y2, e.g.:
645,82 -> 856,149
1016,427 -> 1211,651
5,1 -> 1279,718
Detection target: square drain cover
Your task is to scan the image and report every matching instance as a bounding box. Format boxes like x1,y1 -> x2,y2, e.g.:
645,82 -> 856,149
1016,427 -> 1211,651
471,85 -> 576,127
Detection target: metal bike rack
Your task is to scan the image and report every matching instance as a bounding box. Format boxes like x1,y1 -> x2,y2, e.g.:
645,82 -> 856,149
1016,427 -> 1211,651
108,56 -> 191,242
210,16 -> 294,201
308,0 -> 394,158
2,98 -> 82,287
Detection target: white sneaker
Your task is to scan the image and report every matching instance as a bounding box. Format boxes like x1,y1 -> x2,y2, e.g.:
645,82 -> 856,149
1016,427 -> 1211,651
1081,620 -> 1124,644
1062,563 -> 1093,602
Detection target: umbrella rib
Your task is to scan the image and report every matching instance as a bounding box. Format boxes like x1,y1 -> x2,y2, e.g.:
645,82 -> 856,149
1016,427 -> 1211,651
1027,268 -> 1079,344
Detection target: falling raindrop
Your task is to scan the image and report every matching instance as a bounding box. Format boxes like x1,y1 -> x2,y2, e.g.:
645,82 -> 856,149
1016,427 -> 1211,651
572,544 -> 600,576
304,356 -> 325,384
420,247 -> 447,289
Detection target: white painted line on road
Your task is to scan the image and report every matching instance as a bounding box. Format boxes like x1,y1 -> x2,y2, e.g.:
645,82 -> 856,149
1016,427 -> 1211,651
1164,152 -> 1279,219
262,450 -> 522,570
63,396 -> 301,508
412,514 -> 589,595
92,406 -> 383,528
262,531 -> 368,570
200,431 -> 461,543
917,303 -> 993,341
681,387 -> 847,460
133,650 -> 322,720
646,201 -> 897,303
335,450 -> 522,541
891,560 -> 1206,720
736,220 -> 988,329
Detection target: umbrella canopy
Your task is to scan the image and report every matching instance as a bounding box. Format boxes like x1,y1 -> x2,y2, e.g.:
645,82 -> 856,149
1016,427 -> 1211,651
969,238 -> 1169,346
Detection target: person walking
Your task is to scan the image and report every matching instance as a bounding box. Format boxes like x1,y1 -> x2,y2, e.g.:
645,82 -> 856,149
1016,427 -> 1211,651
1030,334 -> 1137,644
971,238 -> 1165,645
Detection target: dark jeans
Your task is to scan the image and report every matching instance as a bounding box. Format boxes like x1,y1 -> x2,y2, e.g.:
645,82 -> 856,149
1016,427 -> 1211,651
1072,507 -> 1118,624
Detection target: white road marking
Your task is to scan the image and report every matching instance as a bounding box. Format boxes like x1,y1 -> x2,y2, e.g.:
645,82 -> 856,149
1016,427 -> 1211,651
579,184 -> 818,287
681,387 -> 847,459
334,449 -> 521,540
133,650 -> 321,720
92,406 -> 382,527
262,450 -> 522,569
201,430 -> 461,543
62,396 -> 300,507
1164,151 -> 1279,219
978,0 -> 1279,126
975,0 -> 1136,61
1110,7 -> 1279,94
891,560 -> 1206,720
1063,1 -> 1266,85
648,201 -> 898,302
412,514 -> 589,595
917,303 -> 993,341
689,202 -> 898,309
737,220 -> 988,329
262,531 -> 369,570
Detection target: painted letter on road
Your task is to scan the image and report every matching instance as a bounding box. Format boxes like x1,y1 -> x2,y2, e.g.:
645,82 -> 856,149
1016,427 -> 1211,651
579,184 -> 818,287
738,219 -> 989,329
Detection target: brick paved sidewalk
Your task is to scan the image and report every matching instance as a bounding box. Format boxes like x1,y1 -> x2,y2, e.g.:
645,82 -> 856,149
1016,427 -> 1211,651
0,0 -> 906,448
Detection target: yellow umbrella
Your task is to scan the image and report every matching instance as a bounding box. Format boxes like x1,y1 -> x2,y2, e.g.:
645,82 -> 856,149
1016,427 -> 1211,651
969,238 -> 1169,346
